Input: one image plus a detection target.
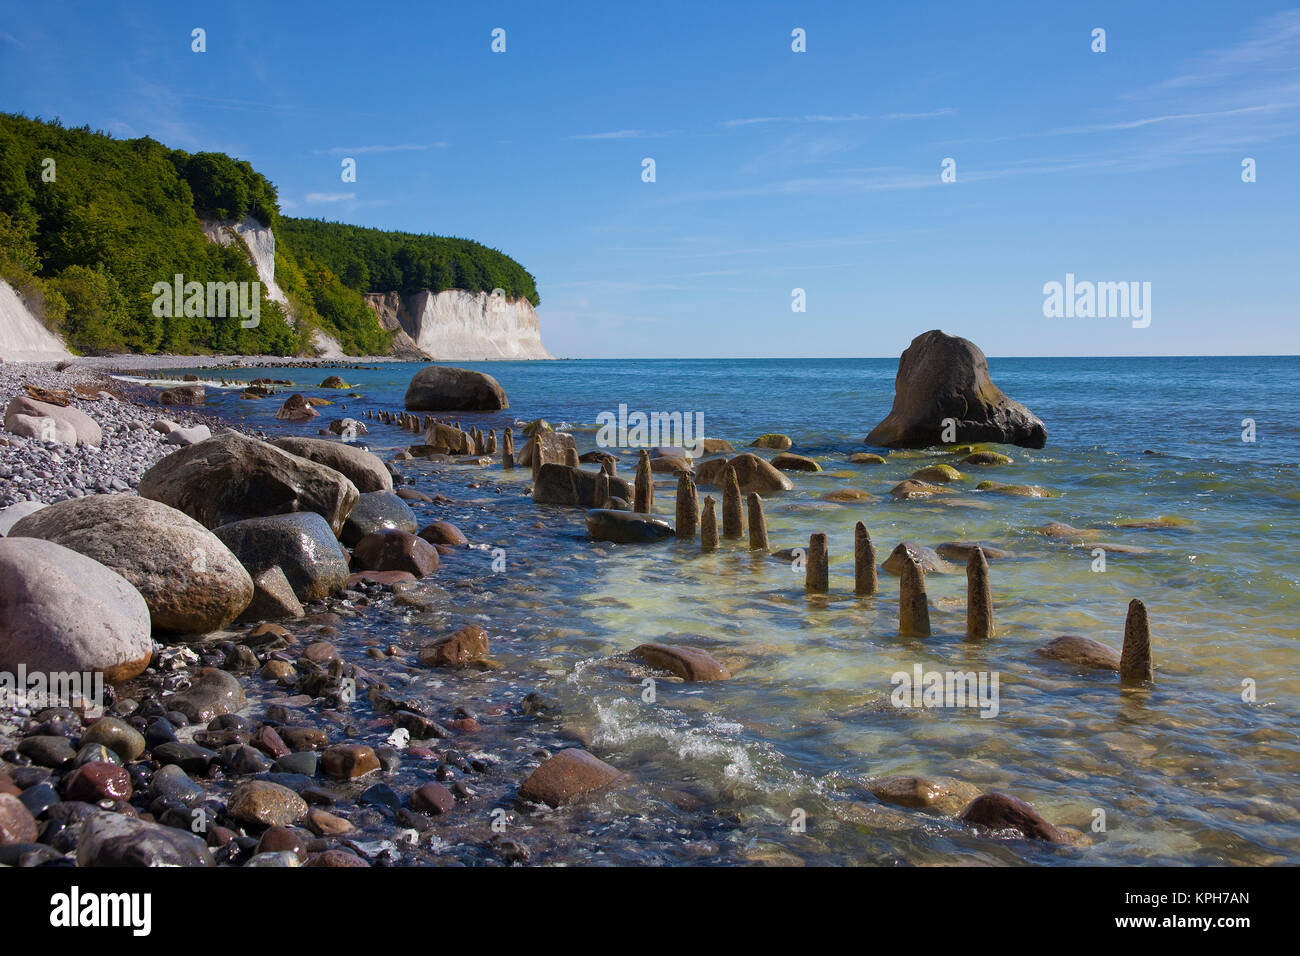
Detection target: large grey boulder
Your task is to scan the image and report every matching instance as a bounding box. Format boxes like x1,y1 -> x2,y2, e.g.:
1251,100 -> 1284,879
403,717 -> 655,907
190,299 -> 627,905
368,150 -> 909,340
9,495 -> 253,634
0,538 -> 153,682
404,366 -> 508,411
340,491 -> 417,547
3,395 -> 101,447
270,437 -> 392,493
213,512 -> 350,602
138,431 -> 359,535
76,811 -> 215,866
865,330 -> 1047,449
533,463 -> 633,507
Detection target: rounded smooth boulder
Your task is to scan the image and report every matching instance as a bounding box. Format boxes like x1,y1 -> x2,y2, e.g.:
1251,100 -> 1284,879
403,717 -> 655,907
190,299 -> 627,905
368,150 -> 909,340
9,495 -> 253,633
404,366 -> 508,411
139,431 -> 359,535
0,538 -> 153,682
214,512 -> 351,602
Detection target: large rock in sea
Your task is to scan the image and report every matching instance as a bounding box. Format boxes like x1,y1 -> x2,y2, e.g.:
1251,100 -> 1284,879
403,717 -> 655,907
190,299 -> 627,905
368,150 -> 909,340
0,538 -> 153,682
694,453 -> 794,494
139,432 -> 359,536
270,437 -> 393,493
404,366 -> 508,411
865,330 -> 1047,449
533,463 -> 633,507
213,512 -> 351,603
3,395 -> 101,447
585,510 -> 674,543
8,495 -> 254,634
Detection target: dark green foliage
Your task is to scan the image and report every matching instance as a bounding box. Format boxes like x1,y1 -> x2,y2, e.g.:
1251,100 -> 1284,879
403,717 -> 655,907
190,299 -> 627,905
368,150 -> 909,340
276,217 -> 540,305
0,113 -> 536,356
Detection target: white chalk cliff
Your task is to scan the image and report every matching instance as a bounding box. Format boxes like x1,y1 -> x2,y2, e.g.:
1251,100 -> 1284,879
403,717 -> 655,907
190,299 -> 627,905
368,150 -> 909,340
365,289 -> 553,360
0,279 -> 73,362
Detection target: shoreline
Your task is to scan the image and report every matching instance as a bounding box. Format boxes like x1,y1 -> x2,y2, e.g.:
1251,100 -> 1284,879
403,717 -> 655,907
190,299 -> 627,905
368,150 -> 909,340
0,360 -> 577,866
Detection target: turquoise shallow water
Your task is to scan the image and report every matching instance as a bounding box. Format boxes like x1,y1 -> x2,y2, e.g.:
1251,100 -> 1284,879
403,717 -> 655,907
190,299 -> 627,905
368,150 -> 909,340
146,356 -> 1299,864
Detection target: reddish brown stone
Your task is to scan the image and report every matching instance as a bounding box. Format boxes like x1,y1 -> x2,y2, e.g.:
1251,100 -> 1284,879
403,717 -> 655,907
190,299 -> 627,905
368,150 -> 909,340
449,718 -> 480,733
631,643 -> 731,681
250,725 -> 291,759
517,749 -> 621,808
350,529 -> 440,577
410,781 -> 456,814
63,762 -> 133,802
418,625 -> 490,668
321,744 -> 381,780
257,825 -> 309,861
417,521 -> 469,547
300,641 -> 338,666
960,793 -> 1067,843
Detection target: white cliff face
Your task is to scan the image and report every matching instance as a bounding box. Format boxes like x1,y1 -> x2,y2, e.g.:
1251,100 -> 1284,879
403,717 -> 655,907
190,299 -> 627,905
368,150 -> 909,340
199,216 -> 288,305
364,289 -> 552,360
0,280 -> 72,362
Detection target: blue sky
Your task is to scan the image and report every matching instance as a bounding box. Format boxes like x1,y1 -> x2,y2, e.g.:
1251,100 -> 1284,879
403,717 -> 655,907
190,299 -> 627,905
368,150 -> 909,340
2,0 -> 1298,357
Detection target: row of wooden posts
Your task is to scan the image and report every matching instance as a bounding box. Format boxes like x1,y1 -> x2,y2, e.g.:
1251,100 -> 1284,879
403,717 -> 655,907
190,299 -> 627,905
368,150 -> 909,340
363,416 -> 1151,677
622,450 -> 995,641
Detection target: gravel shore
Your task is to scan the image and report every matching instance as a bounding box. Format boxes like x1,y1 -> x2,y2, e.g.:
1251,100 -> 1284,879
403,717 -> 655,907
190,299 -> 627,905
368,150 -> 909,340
0,361 -> 245,510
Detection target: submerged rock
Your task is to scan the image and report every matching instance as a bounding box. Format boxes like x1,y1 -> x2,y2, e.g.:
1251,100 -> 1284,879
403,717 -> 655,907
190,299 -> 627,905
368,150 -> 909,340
772,452 -> 821,472
631,643 -> 731,681
419,625 -> 490,668
351,529 -> 439,577
750,434 -> 792,450
882,541 -> 956,575
865,330 -> 1047,449
517,749 -> 621,807
274,393 -> 319,422
1036,635 -> 1121,671
585,509 -> 674,543
960,793 -> 1067,843
533,463 -> 633,507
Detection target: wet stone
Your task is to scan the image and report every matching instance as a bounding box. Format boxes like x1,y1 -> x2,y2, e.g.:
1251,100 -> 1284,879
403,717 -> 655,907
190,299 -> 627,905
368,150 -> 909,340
79,716 -> 146,762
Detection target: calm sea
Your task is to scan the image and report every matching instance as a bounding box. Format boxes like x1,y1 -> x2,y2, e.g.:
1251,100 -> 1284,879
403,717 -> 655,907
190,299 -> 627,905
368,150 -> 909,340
148,356 -> 1300,865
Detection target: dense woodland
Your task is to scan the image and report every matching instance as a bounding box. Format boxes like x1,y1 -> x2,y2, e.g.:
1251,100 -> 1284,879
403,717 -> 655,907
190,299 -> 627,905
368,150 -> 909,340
0,113 -> 538,355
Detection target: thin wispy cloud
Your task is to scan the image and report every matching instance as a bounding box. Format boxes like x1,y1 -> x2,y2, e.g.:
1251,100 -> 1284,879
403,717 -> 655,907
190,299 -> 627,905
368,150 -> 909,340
570,129 -> 676,140
721,109 -> 955,128
304,192 -> 356,203
1149,9 -> 1300,91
